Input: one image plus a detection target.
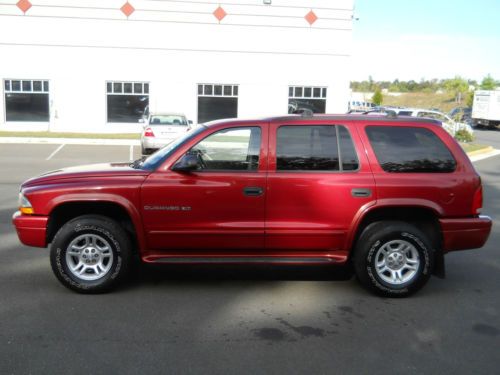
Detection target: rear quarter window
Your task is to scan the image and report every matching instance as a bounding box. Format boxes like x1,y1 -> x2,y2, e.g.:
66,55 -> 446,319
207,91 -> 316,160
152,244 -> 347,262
366,126 -> 456,173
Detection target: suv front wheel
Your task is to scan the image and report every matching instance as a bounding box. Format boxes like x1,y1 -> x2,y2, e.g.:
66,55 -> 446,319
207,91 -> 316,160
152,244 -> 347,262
50,215 -> 132,293
353,221 -> 435,297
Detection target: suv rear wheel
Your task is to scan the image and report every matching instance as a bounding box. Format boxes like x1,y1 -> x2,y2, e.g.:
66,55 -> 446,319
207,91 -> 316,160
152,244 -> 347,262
353,221 -> 434,297
50,215 -> 132,293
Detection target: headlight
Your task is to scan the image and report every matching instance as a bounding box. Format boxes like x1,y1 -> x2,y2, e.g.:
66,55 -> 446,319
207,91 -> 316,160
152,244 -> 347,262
18,193 -> 34,215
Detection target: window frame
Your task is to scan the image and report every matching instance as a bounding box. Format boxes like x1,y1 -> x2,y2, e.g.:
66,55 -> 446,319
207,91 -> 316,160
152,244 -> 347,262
3,78 -> 50,123
105,80 -> 150,124
185,126 -> 262,173
196,83 -> 239,124
275,124 -> 360,174
288,85 -> 328,114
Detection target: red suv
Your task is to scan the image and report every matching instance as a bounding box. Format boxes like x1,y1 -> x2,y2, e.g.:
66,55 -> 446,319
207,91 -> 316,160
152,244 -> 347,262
12,114 -> 492,296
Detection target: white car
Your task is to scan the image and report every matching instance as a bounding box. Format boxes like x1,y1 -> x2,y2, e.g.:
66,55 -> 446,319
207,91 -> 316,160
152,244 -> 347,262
393,108 -> 474,137
141,113 -> 192,155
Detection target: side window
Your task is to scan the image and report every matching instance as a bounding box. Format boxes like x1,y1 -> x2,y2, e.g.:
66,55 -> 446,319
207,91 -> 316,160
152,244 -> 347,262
190,127 -> 261,171
366,126 -> 456,173
276,125 -> 359,171
338,126 -> 359,170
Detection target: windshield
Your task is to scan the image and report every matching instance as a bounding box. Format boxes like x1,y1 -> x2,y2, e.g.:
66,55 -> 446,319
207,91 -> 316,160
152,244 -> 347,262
140,125 -> 206,170
149,115 -> 188,126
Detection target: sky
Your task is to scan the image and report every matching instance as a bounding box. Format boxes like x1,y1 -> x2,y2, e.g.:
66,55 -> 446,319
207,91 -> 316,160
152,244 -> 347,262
351,0 -> 500,81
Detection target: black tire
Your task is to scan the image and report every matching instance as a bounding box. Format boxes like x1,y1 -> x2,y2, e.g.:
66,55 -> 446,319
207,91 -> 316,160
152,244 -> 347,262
50,215 -> 132,293
353,221 -> 434,297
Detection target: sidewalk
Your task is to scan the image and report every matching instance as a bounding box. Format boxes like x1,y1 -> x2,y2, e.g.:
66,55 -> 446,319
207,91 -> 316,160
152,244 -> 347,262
0,137 -> 139,146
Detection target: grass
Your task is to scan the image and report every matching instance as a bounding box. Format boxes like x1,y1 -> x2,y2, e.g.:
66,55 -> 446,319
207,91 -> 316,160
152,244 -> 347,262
383,92 -> 462,113
460,143 -> 489,153
0,131 -> 140,139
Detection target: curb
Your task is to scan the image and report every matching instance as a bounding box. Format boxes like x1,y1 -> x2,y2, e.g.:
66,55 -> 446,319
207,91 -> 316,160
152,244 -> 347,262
0,137 -> 140,146
466,146 -> 494,157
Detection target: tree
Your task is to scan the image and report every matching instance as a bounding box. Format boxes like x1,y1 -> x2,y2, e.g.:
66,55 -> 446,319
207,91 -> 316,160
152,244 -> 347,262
480,74 -> 496,90
465,91 -> 474,107
372,87 -> 383,106
444,76 -> 469,103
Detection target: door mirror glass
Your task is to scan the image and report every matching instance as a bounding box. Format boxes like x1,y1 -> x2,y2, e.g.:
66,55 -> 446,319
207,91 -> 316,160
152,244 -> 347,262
172,153 -> 199,172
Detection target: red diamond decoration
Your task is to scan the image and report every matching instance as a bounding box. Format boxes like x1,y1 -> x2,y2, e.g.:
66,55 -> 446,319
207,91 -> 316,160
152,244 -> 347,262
121,2 -> 135,18
305,10 -> 318,25
17,0 -> 32,14
213,6 -> 227,22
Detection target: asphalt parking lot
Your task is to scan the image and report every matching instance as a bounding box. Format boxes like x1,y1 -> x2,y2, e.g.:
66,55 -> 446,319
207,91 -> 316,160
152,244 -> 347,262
1,132 -> 499,374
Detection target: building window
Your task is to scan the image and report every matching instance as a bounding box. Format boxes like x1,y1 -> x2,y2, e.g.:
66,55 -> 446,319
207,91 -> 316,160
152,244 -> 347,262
197,84 -> 238,124
288,86 -> 327,114
106,81 -> 149,123
4,79 -> 49,122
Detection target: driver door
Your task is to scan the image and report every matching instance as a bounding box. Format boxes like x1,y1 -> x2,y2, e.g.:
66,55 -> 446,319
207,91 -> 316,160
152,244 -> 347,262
141,125 -> 268,255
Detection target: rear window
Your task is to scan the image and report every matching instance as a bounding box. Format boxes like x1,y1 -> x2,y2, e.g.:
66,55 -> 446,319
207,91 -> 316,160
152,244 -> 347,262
150,115 -> 187,126
398,111 -> 413,116
366,126 -> 456,173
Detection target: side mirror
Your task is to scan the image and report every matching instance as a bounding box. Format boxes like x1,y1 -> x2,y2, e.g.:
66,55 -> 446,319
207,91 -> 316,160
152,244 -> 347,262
138,118 -> 145,124
172,153 -> 199,172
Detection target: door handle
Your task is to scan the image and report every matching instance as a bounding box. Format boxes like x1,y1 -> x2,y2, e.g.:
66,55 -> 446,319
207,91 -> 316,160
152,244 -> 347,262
351,188 -> 372,198
243,186 -> 264,196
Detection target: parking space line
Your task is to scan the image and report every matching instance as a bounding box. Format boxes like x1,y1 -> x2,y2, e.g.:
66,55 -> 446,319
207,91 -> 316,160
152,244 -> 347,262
46,144 -> 65,160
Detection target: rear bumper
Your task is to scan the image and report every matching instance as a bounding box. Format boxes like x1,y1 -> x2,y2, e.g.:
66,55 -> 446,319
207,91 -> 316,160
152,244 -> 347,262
141,138 -> 175,150
440,215 -> 492,252
12,211 -> 48,248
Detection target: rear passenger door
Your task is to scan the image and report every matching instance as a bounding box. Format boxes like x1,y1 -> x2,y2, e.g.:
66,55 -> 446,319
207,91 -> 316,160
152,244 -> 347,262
265,122 -> 376,258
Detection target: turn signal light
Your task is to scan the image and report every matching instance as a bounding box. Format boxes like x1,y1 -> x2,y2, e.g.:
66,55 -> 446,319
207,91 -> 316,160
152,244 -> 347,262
144,127 -> 155,137
18,193 -> 34,215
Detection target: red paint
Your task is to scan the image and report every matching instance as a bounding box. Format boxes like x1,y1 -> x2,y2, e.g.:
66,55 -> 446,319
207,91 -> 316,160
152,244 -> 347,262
12,115 -> 492,266
12,211 -> 48,247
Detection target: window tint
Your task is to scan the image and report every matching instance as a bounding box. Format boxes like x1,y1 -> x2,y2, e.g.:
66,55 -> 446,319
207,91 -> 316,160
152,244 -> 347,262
189,127 -> 261,171
277,126 -> 339,171
338,126 -> 359,170
366,126 -> 456,173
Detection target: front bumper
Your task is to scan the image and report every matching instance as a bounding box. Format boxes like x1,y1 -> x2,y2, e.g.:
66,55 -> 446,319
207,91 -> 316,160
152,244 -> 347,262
440,215 -> 492,252
12,211 -> 48,248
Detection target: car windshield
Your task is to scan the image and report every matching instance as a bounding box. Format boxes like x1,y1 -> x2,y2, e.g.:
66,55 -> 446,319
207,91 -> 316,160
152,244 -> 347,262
149,115 -> 188,126
140,125 -> 206,170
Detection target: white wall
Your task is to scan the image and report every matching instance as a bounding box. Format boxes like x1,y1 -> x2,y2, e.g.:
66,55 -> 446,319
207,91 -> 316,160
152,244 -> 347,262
0,0 -> 354,133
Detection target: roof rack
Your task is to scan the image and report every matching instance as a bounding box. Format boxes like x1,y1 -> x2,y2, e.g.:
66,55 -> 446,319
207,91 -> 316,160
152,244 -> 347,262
360,109 -> 398,118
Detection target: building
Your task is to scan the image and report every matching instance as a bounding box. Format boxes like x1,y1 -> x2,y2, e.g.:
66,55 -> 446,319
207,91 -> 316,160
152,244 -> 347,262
0,0 -> 354,133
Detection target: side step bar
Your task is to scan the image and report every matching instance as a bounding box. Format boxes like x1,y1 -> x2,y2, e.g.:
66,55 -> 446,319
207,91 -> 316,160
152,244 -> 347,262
150,257 -> 337,264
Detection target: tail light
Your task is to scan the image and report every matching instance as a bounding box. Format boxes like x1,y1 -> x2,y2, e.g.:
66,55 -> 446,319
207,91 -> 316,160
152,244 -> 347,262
472,184 -> 483,215
144,127 -> 155,137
